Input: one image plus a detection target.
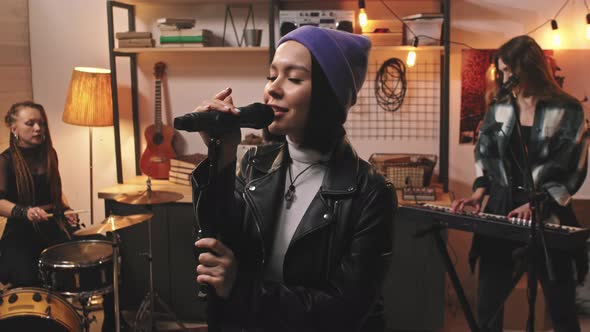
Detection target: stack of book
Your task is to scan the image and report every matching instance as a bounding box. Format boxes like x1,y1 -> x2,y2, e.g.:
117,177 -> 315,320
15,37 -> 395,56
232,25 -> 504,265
157,17 -> 212,48
168,153 -> 207,186
115,31 -> 154,48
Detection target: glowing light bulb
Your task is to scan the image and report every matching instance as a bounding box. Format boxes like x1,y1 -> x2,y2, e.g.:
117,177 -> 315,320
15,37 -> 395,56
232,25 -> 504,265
406,37 -> 418,68
359,8 -> 368,29
488,66 -> 496,81
553,33 -> 561,47
551,19 -> 561,47
407,50 -> 416,67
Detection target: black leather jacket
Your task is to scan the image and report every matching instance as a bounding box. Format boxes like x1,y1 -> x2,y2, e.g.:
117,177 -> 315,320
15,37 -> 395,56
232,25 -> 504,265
192,138 -> 396,331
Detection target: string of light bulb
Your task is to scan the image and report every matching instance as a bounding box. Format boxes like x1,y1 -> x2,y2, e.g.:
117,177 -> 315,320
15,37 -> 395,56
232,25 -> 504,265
524,0 -> 590,47
358,0 -> 589,66
357,0 -> 474,68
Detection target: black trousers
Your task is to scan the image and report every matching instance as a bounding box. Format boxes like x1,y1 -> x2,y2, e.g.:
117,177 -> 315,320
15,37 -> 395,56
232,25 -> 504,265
477,248 -> 580,332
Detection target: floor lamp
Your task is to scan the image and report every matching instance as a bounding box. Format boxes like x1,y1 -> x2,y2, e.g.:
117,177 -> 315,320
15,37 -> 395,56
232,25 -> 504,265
63,67 -> 113,226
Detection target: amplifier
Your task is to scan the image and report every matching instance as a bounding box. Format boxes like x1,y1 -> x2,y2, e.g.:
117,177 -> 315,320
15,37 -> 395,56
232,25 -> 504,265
279,10 -> 355,36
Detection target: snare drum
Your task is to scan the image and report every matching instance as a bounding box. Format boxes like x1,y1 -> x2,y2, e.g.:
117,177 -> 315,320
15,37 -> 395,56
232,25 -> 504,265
39,240 -> 114,296
0,287 -> 82,331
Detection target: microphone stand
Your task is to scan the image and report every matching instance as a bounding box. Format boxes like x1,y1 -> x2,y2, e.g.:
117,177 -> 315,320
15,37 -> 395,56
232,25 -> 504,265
405,176 -> 419,205
481,91 -> 554,332
196,134 -> 223,332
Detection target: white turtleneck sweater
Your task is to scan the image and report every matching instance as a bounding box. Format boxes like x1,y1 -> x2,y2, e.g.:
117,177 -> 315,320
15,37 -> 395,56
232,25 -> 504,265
264,137 -> 330,282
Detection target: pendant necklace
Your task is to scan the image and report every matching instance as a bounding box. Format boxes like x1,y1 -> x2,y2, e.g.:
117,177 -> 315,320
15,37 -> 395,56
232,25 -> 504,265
284,162 -> 320,209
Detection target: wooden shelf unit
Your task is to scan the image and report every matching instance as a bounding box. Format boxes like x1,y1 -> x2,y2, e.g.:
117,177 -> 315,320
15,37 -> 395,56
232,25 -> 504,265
114,46 -> 269,53
107,0 -> 450,193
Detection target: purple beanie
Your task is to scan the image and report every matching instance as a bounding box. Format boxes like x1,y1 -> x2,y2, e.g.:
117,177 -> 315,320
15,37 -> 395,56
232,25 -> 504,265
278,26 -> 371,113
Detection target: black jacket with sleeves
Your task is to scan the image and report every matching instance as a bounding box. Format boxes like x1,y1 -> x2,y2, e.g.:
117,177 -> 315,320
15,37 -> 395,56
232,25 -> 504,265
191,138 -> 397,332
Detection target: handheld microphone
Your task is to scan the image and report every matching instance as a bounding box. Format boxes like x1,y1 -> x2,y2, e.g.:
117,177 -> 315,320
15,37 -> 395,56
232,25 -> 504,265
174,102 -> 274,133
494,74 -> 520,103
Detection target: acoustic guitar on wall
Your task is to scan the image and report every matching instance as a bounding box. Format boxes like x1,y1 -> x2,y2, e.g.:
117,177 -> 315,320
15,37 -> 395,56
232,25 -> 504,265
140,62 -> 176,179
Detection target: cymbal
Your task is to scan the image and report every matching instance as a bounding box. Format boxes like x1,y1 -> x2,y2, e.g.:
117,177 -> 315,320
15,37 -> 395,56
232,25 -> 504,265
74,213 -> 154,236
114,190 -> 184,205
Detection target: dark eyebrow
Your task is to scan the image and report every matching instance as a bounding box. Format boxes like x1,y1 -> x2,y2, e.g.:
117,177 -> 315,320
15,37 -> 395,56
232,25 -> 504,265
270,63 -> 310,73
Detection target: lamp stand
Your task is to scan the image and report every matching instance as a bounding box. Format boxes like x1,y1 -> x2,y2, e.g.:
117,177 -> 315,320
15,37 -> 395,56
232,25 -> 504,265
89,126 -> 94,225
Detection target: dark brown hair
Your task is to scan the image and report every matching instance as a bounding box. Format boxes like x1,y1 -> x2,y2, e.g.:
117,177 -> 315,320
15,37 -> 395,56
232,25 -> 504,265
6,102 -> 67,225
495,35 -> 576,102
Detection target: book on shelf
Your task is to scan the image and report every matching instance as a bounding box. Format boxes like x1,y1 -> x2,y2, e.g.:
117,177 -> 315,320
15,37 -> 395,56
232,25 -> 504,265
160,35 -> 210,44
118,38 -> 154,48
402,187 -> 437,201
158,23 -> 189,31
159,29 -> 212,37
170,164 -> 194,175
159,43 -> 206,48
156,17 -> 196,25
117,38 -> 153,44
115,31 -> 152,40
170,153 -> 207,169
169,175 -> 191,186
156,17 -> 195,29
169,169 -> 191,180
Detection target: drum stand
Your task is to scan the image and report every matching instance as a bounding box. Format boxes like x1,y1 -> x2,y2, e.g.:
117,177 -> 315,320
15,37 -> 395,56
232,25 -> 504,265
74,231 -> 122,332
133,211 -> 187,332
77,295 -> 97,332
109,231 -> 122,332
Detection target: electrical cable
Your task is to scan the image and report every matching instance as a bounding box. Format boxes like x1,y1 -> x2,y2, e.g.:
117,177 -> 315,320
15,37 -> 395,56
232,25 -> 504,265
374,58 -> 407,112
526,19 -> 552,36
415,35 -> 474,49
378,0 -> 475,49
553,0 -> 570,19
526,0 -> 570,35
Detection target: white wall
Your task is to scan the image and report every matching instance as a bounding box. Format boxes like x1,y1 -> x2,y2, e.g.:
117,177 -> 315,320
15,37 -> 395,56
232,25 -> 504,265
28,0 -> 590,226
0,0 -> 32,148
29,0 -> 115,226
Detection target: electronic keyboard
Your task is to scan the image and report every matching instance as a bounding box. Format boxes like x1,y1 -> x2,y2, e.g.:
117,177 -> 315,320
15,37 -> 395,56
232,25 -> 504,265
402,203 -> 589,251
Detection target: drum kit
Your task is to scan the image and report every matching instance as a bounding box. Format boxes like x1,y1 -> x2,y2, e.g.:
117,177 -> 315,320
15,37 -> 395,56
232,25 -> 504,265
0,182 -> 186,332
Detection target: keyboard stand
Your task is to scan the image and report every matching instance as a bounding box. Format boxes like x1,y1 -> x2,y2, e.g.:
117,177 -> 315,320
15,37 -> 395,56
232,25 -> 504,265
415,224 -> 480,332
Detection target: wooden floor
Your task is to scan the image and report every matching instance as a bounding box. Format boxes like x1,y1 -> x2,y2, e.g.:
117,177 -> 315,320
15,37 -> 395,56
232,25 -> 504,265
86,310 -> 590,332
443,309 -> 590,332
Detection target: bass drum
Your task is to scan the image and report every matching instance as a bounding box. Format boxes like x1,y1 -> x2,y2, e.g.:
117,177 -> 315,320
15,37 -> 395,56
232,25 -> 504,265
0,287 -> 82,331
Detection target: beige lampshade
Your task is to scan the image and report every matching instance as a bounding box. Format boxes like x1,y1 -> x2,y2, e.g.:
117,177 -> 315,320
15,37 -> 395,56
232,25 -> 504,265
63,67 -> 113,127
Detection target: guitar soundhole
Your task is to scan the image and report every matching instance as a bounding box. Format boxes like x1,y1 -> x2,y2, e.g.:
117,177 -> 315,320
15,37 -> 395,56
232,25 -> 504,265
153,133 -> 164,145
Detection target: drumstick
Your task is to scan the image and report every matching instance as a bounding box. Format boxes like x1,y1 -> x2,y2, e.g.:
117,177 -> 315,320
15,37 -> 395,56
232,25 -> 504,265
46,209 -> 88,218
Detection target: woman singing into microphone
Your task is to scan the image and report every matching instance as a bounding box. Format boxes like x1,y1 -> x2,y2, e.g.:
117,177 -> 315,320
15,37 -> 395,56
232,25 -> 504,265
190,26 -> 396,331
452,35 -> 589,332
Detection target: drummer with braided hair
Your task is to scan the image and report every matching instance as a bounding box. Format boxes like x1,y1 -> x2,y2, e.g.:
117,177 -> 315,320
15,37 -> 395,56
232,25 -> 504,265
0,101 -> 79,287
